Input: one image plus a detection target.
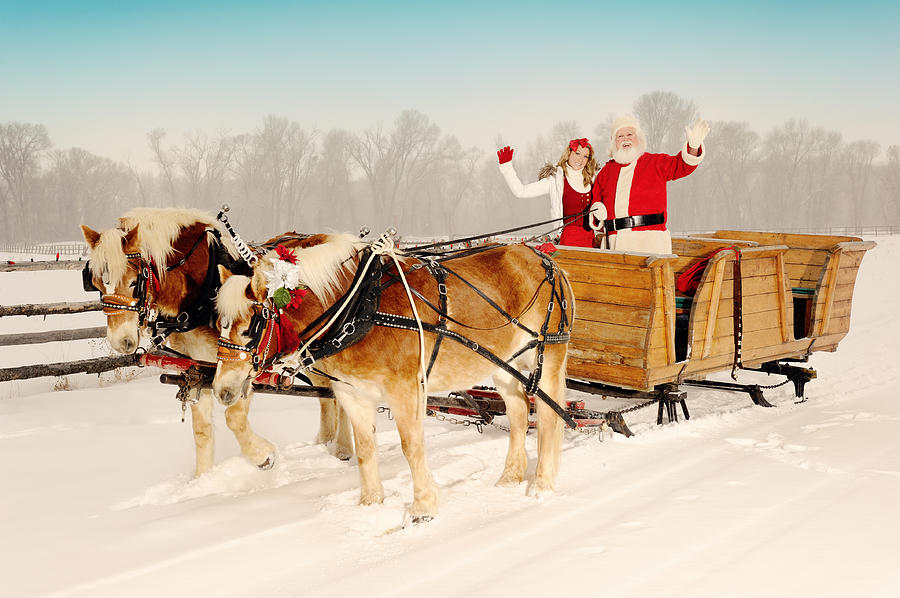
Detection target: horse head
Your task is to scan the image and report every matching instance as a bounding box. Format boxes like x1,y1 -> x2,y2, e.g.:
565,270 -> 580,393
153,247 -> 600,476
81,223 -> 147,353
212,233 -> 361,406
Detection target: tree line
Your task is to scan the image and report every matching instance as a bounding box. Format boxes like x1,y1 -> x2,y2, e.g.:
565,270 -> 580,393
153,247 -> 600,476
1,91 -> 898,243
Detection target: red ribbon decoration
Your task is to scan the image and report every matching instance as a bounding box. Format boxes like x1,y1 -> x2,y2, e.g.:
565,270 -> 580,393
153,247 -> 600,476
569,138 -> 592,152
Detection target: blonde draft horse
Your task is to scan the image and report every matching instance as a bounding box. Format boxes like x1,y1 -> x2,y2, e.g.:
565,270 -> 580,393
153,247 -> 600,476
213,233 -> 574,520
80,208 -> 352,475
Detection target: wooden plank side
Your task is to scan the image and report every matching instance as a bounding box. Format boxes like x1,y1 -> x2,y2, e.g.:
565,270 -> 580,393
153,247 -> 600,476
835,266 -> 864,287
568,340 -> 647,366
812,251 -> 841,336
566,359 -> 650,390
572,317 -> 664,349
703,230 -> 863,248
554,248 -> 664,267
822,315 -> 851,335
660,261 -> 677,365
557,261 -> 652,288
682,339 -> 814,378
774,253 -> 791,342
688,291 -> 782,318
569,281 -> 653,307
572,300 -> 653,327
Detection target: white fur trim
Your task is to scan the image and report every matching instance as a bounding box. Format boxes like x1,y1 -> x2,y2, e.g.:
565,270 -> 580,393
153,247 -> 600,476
608,115 -> 646,157
613,161 -> 637,220
680,141 -> 705,166
607,229 -> 673,254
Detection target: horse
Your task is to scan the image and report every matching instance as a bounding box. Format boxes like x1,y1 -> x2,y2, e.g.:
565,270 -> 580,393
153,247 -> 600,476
212,233 -> 575,520
80,207 -> 353,476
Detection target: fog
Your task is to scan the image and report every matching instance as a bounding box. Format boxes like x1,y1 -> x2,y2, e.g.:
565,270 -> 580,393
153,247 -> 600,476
1,91 -> 899,244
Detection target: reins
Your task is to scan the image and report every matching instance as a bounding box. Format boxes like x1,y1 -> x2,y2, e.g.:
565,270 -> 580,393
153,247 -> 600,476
410,208 -> 592,252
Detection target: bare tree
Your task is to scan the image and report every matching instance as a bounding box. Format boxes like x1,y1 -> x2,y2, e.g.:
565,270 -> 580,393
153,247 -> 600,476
0,122 -> 52,241
844,140 -> 880,229
761,120 -> 844,229
172,131 -> 236,211
348,110 -> 444,232
47,148 -> 136,236
704,121 -> 761,225
633,91 -> 698,152
148,128 -> 179,202
310,129 -> 354,230
593,113 -> 618,160
881,145 -> 900,225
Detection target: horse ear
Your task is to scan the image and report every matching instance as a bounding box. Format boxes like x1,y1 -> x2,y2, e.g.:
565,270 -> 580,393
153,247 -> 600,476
81,225 -> 100,248
122,225 -> 139,250
218,265 -> 232,285
249,271 -> 268,302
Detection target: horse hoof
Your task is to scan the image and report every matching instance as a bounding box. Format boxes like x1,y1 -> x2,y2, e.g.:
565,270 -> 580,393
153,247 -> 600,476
412,515 -> 434,524
257,455 -> 275,470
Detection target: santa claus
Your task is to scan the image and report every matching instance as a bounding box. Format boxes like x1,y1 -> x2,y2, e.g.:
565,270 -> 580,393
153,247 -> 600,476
589,115 -> 710,254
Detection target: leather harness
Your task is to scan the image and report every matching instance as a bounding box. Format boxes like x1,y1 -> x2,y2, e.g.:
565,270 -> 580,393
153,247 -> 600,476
226,243 -> 577,428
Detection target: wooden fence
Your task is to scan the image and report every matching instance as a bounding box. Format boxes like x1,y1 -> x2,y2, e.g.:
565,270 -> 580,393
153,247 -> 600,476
0,259 -> 120,382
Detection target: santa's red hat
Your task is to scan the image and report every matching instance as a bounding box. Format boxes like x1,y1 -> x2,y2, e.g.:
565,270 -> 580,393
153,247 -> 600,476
608,115 -> 646,157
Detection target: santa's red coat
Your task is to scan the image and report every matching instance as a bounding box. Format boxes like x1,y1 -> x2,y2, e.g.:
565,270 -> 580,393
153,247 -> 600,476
591,149 -> 701,233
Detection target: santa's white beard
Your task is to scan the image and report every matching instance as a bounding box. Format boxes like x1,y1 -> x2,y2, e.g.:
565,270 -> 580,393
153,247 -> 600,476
612,144 -> 644,165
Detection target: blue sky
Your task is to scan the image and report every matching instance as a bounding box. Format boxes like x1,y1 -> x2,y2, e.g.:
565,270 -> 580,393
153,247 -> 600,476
2,0 -> 898,167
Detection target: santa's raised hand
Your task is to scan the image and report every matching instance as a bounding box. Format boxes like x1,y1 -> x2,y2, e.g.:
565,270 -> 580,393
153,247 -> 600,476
685,118 -> 710,150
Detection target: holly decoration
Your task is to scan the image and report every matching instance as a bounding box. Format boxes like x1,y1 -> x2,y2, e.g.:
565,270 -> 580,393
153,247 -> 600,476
265,245 -> 308,310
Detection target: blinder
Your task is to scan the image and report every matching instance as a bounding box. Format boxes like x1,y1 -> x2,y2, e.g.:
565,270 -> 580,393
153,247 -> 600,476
82,261 -> 100,293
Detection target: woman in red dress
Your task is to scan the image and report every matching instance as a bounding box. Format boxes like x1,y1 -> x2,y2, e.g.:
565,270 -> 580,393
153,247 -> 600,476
497,138 -> 599,247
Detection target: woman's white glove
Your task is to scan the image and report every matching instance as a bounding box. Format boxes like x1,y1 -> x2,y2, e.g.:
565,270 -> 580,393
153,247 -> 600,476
685,118 -> 710,150
589,202 -> 607,231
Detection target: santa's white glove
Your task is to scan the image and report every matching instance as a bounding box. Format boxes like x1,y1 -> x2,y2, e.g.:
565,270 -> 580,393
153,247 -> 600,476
685,118 -> 710,150
589,202 -> 607,231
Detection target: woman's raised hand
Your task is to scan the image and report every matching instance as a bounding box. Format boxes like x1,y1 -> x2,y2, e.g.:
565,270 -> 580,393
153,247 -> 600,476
497,146 -> 514,164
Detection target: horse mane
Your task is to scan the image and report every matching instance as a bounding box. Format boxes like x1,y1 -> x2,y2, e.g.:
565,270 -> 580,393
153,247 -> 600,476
216,274 -> 255,324
255,233 -> 364,305
88,228 -> 130,283
118,207 -> 239,280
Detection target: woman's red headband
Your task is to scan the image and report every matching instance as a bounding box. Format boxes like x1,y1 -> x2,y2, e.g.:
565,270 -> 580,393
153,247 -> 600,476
569,138 -> 592,152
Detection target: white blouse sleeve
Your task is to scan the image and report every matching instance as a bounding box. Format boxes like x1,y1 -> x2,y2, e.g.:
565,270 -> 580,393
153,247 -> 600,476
499,162 -> 551,198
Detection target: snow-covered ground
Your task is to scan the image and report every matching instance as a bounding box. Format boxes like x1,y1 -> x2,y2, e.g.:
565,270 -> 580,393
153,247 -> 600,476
2,237 -> 899,598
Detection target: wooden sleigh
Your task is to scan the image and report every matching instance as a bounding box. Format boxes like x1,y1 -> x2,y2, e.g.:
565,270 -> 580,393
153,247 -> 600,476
552,230 -> 874,424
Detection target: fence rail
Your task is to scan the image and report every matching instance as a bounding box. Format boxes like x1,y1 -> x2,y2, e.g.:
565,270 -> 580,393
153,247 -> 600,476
0,242 -> 87,256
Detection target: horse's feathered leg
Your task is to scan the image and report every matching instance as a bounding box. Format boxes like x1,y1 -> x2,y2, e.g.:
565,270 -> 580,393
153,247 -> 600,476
309,370 -> 354,461
493,370 -> 529,487
332,383 -> 384,506
224,389 -> 276,469
387,380 -> 438,520
530,345 -> 568,497
315,397 -> 355,461
191,389 -> 215,476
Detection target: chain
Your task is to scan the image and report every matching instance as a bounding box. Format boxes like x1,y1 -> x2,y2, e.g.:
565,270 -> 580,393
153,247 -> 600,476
618,398 -> 660,414
175,367 -> 204,422
756,379 -> 792,390
425,409 -> 489,433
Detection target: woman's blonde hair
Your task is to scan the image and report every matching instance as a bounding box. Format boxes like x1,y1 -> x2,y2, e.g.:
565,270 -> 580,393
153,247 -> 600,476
556,143 -> 598,187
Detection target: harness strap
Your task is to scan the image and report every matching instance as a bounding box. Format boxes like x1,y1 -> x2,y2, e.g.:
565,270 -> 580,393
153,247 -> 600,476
425,263 -> 448,377
372,312 -> 576,429
148,230 -> 225,345
731,249 -> 744,379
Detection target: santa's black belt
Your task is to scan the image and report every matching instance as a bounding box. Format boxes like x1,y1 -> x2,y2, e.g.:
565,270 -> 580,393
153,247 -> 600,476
604,212 -> 665,232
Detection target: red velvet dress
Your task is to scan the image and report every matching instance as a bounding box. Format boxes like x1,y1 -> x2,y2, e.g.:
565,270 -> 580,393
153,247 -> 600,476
558,176 -> 595,247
